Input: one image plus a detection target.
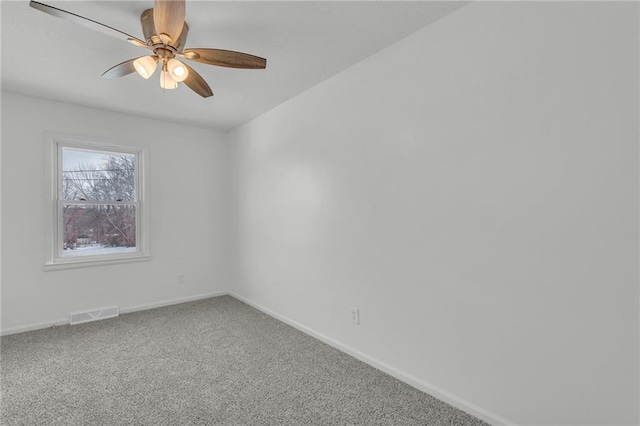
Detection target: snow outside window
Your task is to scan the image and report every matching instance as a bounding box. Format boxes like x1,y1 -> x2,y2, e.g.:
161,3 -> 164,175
44,136 -> 149,270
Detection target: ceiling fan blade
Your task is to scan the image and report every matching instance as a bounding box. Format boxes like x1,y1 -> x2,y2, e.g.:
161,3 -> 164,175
153,0 -> 185,46
102,57 -> 147,79
182,63 -> 213,98
182,48 -> 266,69
29,1 -> 149,49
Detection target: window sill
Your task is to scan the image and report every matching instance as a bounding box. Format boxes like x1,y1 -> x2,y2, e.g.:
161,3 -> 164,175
43,254 -> 151,271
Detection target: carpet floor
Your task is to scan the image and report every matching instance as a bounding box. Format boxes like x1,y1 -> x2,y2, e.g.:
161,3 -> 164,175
1,296 -> 488,425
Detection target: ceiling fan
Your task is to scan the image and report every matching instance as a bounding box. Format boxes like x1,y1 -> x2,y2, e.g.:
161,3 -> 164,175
29,0 -> 267,98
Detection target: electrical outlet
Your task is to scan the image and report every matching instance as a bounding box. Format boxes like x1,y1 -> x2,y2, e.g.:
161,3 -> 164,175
178,274 -> 184,285
350,307 -> 360,325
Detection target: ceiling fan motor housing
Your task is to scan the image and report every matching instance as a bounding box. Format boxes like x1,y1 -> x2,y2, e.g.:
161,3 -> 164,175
141,8 -> 189,53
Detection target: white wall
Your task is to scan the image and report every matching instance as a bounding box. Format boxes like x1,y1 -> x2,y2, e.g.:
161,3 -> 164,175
228,2 -> 639,425
1,92 -> 231,333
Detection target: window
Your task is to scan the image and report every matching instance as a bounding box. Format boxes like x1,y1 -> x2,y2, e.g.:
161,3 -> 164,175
45,135 -> 149,269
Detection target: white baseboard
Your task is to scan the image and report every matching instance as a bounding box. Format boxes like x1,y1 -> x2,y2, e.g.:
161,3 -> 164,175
1,291 -> 229,336
229,291 -> 516,426
118,291 -> 229,315
0,317 -> 70,336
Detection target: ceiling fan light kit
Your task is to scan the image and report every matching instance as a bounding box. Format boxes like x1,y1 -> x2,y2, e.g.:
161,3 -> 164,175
160,69 -> 178,90
167,58 -> 188,82
29,0 -> 267,98
133,56 -> 158,79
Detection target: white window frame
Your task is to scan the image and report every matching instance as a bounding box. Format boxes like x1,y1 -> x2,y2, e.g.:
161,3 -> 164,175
44,133 -> 150,270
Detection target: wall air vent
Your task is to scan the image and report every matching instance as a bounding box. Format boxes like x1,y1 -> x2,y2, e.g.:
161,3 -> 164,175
70,306 -> 119,325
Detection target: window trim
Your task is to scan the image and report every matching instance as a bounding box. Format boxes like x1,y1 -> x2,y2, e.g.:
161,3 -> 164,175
44,133 -> 150,270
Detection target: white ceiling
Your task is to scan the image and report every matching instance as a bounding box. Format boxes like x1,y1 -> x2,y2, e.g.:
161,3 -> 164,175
2,1 -> 466,131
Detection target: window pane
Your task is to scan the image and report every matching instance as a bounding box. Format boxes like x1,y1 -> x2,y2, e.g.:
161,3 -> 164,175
62,204 -> 137,257
62,148 -> 136,201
